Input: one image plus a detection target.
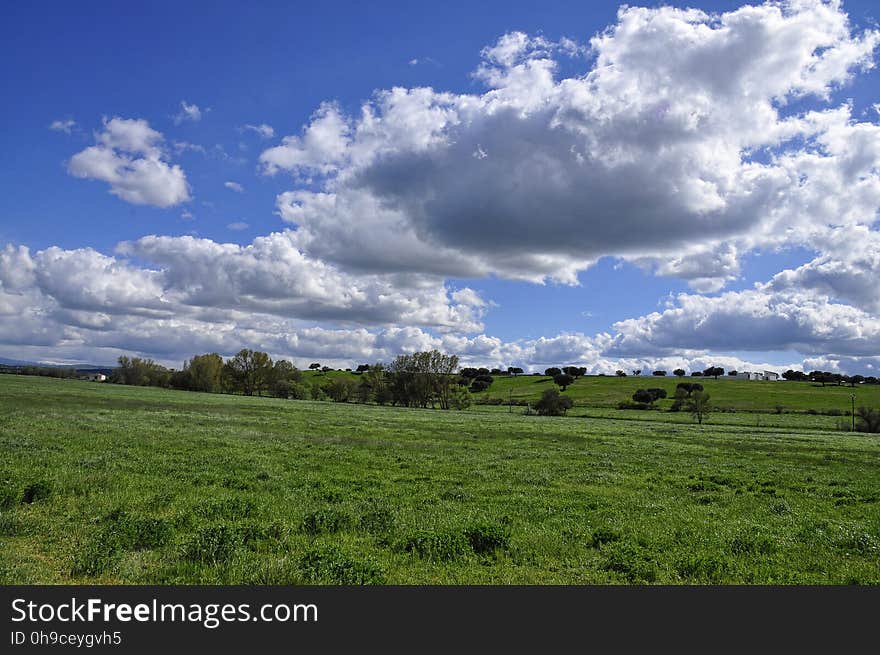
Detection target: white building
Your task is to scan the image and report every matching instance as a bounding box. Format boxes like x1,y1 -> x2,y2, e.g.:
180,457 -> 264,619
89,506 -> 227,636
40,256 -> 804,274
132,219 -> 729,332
731,371 -> 773,381
80,373 -> 107,382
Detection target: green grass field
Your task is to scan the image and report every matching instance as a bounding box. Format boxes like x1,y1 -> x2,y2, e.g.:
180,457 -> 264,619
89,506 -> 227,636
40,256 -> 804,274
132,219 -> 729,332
302,369 -> 880,413
1,374 -> 878,584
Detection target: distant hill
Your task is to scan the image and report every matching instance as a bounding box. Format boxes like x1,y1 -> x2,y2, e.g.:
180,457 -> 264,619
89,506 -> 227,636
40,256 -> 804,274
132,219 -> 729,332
0,357 -> 113,374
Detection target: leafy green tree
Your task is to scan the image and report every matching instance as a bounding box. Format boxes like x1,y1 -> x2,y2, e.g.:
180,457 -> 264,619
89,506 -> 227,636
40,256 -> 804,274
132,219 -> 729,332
534,388 -> 574,416
686,390 -> 711,424
184,353 -> 224,392
544,367 -> 562,378
673,369 -> 686,377
224,349 -> 273,396
553,373 -> 575,391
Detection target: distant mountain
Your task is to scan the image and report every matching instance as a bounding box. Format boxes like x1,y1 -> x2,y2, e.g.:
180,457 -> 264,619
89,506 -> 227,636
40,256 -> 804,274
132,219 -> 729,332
0,357 -> 113,371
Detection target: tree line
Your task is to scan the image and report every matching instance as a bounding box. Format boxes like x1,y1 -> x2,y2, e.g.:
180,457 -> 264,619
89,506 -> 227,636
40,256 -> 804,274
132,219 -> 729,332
107,349 -> 473,410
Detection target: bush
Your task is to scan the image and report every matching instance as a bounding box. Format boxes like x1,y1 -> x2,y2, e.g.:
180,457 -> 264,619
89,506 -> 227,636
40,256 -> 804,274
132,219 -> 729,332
534,388 -> 574,416
298,545 -> 385,585
300,508 -> 351,536
855,407 -> 880,433
617,401 -> 653,410
464,521 -> 511,555
401,529 -> 470,561
469,379 -> 491,393
21,480 -> 52,504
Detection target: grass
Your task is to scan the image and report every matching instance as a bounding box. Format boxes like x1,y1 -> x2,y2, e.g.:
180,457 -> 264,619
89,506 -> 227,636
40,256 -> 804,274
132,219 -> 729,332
1,374 -> 878,584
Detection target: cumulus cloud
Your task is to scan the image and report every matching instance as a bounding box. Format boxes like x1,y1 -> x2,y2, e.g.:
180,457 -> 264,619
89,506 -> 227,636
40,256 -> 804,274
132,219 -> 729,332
67,117 -> 191,207
259,2 -> 880,289
224,181 -> 244,193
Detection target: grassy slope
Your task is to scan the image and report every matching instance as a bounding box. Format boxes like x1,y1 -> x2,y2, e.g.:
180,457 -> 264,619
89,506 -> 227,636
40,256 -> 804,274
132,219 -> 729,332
1,375 -> 878,584
301,370 -> 880,413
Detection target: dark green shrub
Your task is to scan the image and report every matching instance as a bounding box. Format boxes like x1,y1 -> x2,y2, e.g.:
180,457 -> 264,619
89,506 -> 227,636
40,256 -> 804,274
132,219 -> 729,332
401,529 -> 470,561
534,388 -> 574,416
298,545 -> 385,585
464,522 -> 511,555
21,479 -> 52,504
617,401 -> 653,410
300,508 -> 351,536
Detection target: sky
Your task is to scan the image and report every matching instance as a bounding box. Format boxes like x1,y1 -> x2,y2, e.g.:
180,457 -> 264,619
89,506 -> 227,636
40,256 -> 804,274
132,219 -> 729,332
2,0 -> 880,375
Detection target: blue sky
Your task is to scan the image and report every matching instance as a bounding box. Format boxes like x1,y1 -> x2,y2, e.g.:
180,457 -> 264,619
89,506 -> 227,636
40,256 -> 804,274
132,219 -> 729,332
2,1 -> 880,373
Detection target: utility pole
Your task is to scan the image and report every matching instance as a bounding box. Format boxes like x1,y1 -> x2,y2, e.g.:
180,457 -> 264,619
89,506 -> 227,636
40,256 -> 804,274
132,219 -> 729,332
851,394 -> 856,432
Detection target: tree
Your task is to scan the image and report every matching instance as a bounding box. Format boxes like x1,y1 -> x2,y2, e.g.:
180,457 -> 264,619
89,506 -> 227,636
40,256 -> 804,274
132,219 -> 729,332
460,368 -> 480,379
355,364 -> 371,373
686,390 -> 711,425
615,370 -> 627,377
691,371 -> 703,377
308,363 -> 321,370
269,359 -> 302,397
728,370 -> 738,376
507,367 -> 524,377
490,368 -> 503,376
534,388 -> 574,416
673,369 -> 686,377
184,353 -> 224,393
855,407 -> 880,433
111,355 -> 170,387
632,388 -> 667,406
703,366 -> 724,379
632,369 -> 642,376
563,366 -> 586,379
389,350 -> 460,409
652,370 -> 667,376
323,377 -> 357,402
544,367 -> 562,378
224,349 -> 273,396
553,373 -> 575,391
671,383 -> 703,412
783,369 -> 808,381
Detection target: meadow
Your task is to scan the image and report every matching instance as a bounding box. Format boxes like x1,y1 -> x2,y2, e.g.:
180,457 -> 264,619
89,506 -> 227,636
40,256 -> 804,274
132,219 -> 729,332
1,374 -> 878,584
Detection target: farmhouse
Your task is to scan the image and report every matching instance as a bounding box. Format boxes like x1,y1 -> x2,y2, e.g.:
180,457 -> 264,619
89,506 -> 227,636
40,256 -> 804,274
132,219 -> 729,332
80,373 -> 107,382
731,371 -> 780,381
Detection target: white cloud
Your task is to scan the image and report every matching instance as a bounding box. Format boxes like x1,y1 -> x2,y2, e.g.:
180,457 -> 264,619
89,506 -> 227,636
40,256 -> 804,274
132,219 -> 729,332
67,117 -> 191,208
224,181 -> 245,193
241,123 -> 275,139
173,101 -> 202,125
259,2 -> 880,289
49,119 -> 77,134
226,221 -> 249,231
